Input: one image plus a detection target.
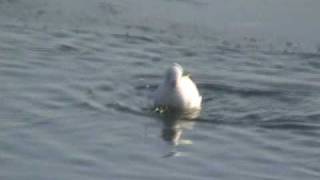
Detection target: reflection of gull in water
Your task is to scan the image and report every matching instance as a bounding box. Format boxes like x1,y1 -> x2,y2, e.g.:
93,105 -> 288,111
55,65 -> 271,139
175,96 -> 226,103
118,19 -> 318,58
153,63 -> 202,110
161,110 -> 200,146
159,110 -> 200,158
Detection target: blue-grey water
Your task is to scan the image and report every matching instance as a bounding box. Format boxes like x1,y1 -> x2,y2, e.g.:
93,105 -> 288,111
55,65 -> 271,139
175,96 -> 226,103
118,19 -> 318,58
1,0 -> 320,179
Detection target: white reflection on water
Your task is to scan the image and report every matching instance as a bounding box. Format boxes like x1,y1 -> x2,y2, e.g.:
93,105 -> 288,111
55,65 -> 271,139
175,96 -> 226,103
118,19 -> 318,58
155,109 -> 200,152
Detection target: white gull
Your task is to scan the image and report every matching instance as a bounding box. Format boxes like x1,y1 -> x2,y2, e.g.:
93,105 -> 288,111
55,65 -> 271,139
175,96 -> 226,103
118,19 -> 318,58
153,63 -> 202,110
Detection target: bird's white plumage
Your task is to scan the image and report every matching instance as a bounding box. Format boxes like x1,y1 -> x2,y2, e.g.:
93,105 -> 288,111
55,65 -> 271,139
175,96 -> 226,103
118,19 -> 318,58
153,63 -> 202,110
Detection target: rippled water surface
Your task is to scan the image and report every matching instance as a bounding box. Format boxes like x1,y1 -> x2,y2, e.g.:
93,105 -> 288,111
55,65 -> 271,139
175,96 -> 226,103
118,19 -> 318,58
1,0 -> 320,179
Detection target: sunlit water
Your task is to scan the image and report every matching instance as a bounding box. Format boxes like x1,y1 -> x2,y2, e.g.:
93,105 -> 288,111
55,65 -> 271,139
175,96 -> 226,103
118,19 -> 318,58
1,0 -> 320,180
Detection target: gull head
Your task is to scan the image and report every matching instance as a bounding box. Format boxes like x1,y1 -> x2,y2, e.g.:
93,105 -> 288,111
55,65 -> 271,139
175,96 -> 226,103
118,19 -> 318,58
165,63 -> 183,88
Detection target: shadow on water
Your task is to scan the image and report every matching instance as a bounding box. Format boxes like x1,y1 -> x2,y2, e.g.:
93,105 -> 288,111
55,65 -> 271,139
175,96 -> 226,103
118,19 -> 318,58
258,114 -> 320,132
105,102 -> 150,118
194,111 -> 320,137
111,33 -> 156,45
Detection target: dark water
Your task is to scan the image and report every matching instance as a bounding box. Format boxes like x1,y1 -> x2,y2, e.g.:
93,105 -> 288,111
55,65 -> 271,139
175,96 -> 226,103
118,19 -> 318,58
1,0 -> 320,179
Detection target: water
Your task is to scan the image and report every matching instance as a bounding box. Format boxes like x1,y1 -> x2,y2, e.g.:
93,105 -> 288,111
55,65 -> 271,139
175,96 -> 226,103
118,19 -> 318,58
1,0 -> 320,179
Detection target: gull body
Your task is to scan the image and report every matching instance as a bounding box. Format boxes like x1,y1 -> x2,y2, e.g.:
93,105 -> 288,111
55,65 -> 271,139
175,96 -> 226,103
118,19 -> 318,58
154,63 -> 202,110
